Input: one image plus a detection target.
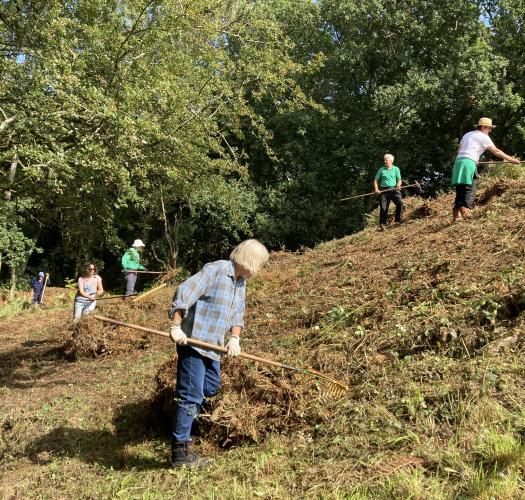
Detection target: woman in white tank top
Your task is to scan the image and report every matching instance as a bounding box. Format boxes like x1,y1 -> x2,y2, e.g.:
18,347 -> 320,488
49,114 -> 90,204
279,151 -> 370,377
73,262 -> 104,321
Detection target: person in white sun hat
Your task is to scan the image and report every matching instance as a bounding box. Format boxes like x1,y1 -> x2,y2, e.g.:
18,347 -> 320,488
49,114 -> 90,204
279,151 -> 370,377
121,239 -> 147,300
451,117 -> 520,221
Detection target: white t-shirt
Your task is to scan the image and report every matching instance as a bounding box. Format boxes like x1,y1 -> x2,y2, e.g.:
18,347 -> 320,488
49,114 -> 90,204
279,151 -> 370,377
456,130 -> 495,162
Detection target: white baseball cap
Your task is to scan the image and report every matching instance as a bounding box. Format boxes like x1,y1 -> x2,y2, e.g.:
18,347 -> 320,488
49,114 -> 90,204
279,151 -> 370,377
132,239 -> 145,248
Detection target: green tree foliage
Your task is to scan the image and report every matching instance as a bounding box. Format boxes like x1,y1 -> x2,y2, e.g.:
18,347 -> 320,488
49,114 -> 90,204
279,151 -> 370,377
0,0 -> 524,283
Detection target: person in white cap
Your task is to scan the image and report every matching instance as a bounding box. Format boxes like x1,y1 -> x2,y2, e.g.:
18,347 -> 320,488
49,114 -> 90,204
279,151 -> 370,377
121,239 -> 147,300
451,117 -> 520,221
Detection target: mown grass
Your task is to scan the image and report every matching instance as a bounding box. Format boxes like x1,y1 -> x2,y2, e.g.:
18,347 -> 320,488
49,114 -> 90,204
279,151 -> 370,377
2,316 -> 523,498
1,177 -> 525,499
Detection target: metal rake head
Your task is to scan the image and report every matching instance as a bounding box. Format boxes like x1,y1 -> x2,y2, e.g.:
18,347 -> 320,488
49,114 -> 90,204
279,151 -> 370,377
159,268 -> 179,283
305,368 -> 349,399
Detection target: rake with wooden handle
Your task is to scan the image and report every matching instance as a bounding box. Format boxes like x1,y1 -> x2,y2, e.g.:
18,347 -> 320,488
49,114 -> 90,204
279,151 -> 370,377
39,273 -> 50,305
94,293 -> 140,301
477,160 -> 524,164
92,314 -> 349,397
339,181 -> 421,202
131,282 -> 167,303
122,270 -> 164,274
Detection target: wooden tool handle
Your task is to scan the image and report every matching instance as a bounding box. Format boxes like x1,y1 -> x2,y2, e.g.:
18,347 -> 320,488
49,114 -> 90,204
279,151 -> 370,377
122,270 -> 164,274
339,182 -> 420,202
92,315 -> 291,370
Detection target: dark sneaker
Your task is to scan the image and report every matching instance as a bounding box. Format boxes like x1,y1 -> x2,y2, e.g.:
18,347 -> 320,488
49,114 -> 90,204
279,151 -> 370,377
171,441 -> 210,468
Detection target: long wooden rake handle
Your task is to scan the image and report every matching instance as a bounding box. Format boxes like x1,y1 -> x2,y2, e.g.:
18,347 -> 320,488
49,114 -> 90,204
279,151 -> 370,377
92,314 -> 348,394
39,273 -> 50,304
339,182 -> 421,202
477,160 -> 524,164
122,270 -> 164,274
93,314 -> 291,368
94,293 -> 139,301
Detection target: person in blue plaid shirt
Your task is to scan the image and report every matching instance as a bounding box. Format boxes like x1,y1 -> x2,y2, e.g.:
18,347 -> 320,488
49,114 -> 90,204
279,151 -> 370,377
168,239 -> 269,467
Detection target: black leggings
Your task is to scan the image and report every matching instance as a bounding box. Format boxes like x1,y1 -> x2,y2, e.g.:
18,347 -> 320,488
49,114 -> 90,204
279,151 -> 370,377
454,180 -> 476,209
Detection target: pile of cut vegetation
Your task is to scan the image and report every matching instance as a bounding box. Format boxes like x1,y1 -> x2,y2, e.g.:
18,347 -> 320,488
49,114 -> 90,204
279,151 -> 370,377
151,354 -> 338,446
61,285 -> 176,360
150,176 -> 525,493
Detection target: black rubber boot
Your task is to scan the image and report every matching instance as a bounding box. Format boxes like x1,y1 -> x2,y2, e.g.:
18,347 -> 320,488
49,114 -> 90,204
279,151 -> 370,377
171,441 -> 209,468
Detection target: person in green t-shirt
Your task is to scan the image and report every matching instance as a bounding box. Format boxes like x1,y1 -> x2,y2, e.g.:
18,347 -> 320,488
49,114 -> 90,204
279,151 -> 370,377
121,239 -> 147,300
373,154 -> 403,231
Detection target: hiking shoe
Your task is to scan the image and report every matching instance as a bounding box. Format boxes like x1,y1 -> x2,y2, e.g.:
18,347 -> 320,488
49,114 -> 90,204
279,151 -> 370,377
171,441 -> 210,468
379,224 -> 387,231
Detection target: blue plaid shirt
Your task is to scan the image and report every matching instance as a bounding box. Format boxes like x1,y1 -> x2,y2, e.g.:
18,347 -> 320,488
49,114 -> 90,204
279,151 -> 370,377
169,260 -> 246,360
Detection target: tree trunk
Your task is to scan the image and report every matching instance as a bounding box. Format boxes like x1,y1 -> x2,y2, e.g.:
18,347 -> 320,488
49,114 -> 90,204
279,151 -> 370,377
5,154 -> 17,201
9,266 -> 17,301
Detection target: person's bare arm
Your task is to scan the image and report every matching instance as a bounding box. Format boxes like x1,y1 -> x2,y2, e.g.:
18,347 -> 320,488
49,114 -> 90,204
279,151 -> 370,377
96,278 -> 104,297
487,146 -> 520,164
170,310 -> 184,326
230,325 -> 241,338
79,280 -> 94,300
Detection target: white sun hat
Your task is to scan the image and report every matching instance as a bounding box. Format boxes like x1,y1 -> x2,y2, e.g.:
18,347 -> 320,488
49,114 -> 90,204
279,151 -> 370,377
132,239 -> 145,247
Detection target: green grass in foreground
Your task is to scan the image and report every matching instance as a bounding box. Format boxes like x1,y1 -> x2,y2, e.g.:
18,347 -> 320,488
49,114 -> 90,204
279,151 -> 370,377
2,326 -> 524,499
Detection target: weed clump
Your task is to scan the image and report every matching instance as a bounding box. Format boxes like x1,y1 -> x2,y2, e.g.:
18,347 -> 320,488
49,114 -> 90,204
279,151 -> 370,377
150,355 -> 335,446
61,317 -> 151,360
59,286 -> 175,359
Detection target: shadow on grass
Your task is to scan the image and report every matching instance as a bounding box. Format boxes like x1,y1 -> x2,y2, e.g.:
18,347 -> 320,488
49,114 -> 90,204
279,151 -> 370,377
25,400 -> 168,470
0,339 -> 65,389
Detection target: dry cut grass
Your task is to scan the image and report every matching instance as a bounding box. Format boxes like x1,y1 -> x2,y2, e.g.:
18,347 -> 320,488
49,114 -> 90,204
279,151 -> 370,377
1,174 -> 524,498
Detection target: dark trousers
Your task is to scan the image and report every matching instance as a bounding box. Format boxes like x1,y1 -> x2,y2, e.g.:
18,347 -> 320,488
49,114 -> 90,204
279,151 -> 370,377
123,272 -> 137,296
454,180 -> 476,209
379,189 -> 404,225
32,288 -> 43,305
171,345 -> 221,443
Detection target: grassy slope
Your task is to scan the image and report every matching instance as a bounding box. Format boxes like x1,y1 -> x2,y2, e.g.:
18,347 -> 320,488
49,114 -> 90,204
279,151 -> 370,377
1,176 -> 524,499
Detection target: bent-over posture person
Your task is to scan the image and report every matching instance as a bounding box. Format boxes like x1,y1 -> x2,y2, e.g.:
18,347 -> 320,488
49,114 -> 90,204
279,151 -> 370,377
452,117 -> 520,221
168,239 -> 269,467
73,262 -> 104,321
373,154 -> 403,231
121,239 -> 146,300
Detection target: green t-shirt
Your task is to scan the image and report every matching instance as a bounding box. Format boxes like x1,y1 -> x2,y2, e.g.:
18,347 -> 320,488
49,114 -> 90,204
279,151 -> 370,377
375,165 -> 401,188
121,248 -> 146,271
451,157 -> 477,186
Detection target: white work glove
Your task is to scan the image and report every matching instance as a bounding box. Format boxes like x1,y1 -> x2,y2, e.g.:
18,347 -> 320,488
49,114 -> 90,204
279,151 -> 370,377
169,324 -> 188,345
226,336 -> 241,356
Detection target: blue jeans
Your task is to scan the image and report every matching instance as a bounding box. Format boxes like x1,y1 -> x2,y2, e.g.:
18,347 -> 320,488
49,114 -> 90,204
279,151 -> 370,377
73,299 -> 96,321
171,345 -> 221,443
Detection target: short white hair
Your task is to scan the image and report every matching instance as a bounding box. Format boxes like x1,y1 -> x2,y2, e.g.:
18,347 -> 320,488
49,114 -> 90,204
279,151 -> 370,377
230,239 -> 269,276
384,154 -> 394,162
